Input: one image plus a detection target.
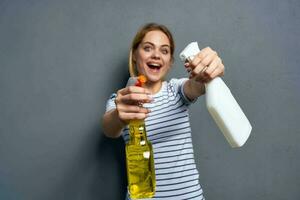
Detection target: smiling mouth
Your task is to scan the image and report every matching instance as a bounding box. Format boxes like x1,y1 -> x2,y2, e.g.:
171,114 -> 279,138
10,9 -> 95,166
147,62 -> 162,71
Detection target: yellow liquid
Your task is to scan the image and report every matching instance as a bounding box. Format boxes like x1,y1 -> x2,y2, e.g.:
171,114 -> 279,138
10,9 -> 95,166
126,120 -> 156,199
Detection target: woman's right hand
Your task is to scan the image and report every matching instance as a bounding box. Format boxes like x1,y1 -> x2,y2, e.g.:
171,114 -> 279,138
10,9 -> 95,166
114,86 -> 152,124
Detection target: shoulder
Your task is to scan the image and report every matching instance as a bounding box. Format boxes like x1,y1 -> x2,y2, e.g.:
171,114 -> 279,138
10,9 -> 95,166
168,78 -> 188,86
167,78 -> 188,92
109,93 -> 117,100
105,93 -> 117,112
168,78 -> 196,105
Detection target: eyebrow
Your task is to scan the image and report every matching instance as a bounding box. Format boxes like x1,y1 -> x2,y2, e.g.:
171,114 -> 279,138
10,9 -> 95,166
142,41 -> 170,48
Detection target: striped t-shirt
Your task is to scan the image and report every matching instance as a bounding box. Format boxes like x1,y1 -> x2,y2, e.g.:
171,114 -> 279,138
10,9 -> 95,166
105,78 -> 205,200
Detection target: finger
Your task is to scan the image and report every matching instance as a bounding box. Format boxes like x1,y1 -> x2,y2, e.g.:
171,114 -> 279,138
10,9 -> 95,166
204,57 -> 220,78
213,63 -> 225,77
200,52 -> 218,67
219,62 -> 225,76
209,58 -> 224,76
190,62 -> 207,77
184,62 -> 189,68
118,104 -> 151,114
118,86 -> 152,95
210,67 -> 224,80
119,112 -> 148,121
186,67 -> 192,73
188,47 -> 214,69
193,67 -> 209,82
197,46 -> 214,58
189,53 -> 204,69
121,93 -> 153,103
199,47 -> 218,66
184,63 -> 193,75
201,46 -> 216,56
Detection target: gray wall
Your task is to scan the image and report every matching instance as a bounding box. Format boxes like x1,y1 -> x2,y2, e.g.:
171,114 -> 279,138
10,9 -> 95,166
1,0 -> 299,199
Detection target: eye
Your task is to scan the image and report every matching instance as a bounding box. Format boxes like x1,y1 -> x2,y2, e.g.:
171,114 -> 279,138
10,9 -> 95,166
144,45 -> 152,52
161,48 -> 169,55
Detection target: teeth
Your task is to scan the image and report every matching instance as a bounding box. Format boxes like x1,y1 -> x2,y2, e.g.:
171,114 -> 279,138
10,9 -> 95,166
148,63 -> 161,67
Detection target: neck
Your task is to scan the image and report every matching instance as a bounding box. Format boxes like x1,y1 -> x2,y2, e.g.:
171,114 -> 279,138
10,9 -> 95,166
144,81 -> 162,94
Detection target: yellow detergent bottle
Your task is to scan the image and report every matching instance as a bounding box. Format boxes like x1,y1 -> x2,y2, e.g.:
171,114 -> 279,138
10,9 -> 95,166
125,75 -> 156,199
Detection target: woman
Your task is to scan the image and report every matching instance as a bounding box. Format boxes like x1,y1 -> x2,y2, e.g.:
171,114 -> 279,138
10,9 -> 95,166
102,23 -> 224,199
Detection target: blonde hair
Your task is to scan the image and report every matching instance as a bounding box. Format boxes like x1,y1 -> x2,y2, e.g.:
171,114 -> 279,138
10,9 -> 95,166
129,23 -> 175,77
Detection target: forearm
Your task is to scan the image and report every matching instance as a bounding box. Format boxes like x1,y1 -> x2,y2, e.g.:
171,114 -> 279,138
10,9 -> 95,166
183,79 -> 206,101
102,109 -> 127,138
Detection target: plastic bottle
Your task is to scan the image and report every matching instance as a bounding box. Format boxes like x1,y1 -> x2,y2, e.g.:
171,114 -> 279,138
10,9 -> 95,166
125,75 -> 156,199
179,42 -> 252,147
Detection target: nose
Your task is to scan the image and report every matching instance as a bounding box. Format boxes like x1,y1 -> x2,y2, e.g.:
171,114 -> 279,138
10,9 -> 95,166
151,49 -> 161,60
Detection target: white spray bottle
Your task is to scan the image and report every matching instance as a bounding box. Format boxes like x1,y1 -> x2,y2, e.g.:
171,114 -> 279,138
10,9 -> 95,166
179,42 -> 252,147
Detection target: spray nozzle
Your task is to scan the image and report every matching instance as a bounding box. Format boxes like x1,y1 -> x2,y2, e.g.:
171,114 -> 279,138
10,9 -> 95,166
135,75 -> 147,87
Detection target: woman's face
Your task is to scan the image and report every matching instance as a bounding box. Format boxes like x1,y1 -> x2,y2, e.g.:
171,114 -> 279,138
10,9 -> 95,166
134,30 -> 172,84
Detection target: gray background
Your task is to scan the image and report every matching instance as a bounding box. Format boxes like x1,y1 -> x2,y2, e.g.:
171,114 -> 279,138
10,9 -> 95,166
1,0 -> 299,199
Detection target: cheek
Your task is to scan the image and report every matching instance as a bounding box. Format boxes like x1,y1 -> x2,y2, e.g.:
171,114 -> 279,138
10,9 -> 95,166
136,63 -> 146,74
136,53 -> 149,65
164,56 -> 172,67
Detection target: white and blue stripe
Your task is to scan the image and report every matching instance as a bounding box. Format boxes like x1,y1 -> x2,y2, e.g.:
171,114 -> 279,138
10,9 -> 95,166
106,78 -> 205,200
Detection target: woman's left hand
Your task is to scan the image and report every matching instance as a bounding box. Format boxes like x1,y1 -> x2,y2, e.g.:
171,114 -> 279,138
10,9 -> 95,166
184,46 -> 225,83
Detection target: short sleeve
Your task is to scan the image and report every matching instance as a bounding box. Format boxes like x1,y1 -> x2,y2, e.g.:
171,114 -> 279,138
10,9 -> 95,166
105,93 -> 117,112
169,78 -> 198,106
